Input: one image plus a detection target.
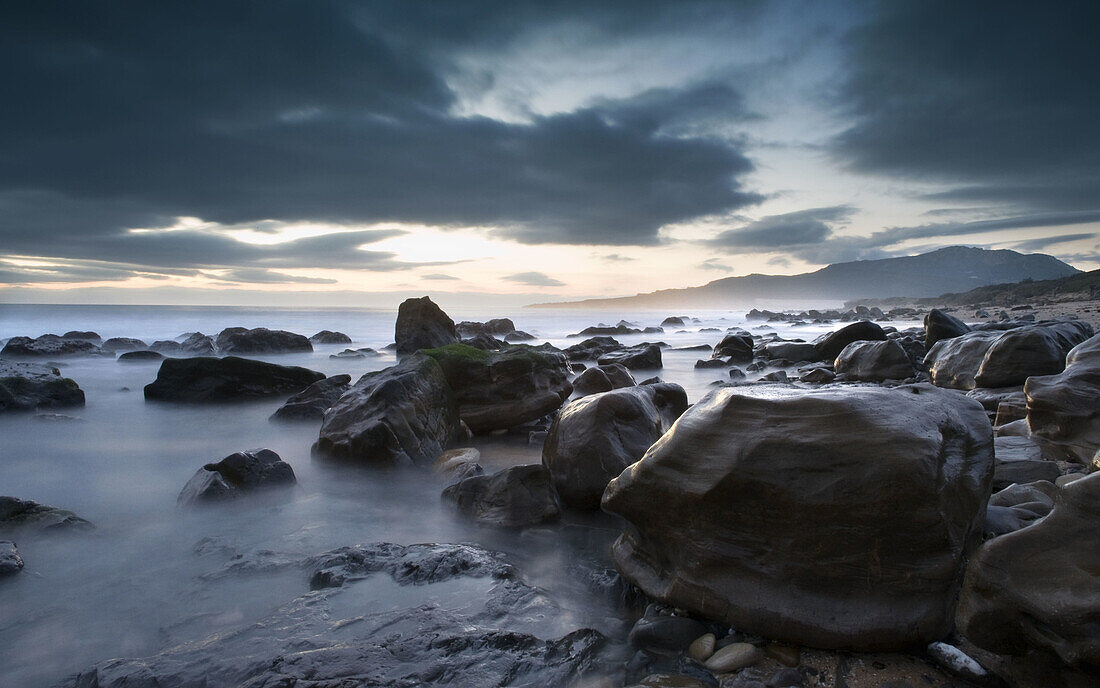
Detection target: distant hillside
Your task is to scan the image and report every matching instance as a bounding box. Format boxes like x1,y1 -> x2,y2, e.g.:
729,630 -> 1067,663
901,267 -> 1100,308
528,247 -> 1081,309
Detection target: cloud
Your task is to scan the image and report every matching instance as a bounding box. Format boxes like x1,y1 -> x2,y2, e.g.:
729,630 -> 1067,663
422,273 -> 460,280
602,254 -> 635,262
697,258 -> 733,272
1010,233 -> 1099,252
204,269 -> 338,285
707,205 -> 854,251
503,271 -> 565,287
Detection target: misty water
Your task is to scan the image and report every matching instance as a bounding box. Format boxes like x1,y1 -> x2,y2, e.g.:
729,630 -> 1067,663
0,304 -> 915,686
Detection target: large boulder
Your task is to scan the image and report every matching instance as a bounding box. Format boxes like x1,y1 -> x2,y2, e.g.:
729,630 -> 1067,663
571,363 -> 636,397
0,496 -> 92,531
925,309 -> 972,349
270,374 -> 352,422
394,296 -> 458,356
543,383 -> 688,509
215,327 -> 313,354
1024,334 -> 1100,463
1,334 -> 102,357
422,344 -> 571,433
177,448 -> 297,506
144,356 -> 324,402
597,343 -> 663,370
0,361 -> 84,412
312,354 -> 460,467
957,473 -> 1100,686
834,340 -> 916,382
812,321 -> 887,362
441,464 -> 561,527
602,383 -> 993,651
712,333 -> 754,363
925,321 -> 1093,390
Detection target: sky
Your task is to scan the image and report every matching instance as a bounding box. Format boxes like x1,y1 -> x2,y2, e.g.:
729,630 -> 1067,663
1,0 -> 1098,307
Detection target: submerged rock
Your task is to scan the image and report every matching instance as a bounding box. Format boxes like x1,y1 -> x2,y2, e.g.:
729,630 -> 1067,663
543,383 -> 688,509
1024,333 -> 1100,463
833,339 -> 916,382
215,327 -> 313,354
395,295 -> 458,356
0,361 -> 84,412
270,374 -> 352,422
456,318 -> 516,338
0,541 -> 23,576
117,349 -> 164,362
313,354 -> 460,467
0,496 -> 92,532
603,383 -> 993,651
179,332 -> 216,354
177,448 -> 297,506
310,330 -> 352,344
101,337 -> 148,352
441,463 -> 561,527
144,356 -> 324,402
565,336 -> 624,361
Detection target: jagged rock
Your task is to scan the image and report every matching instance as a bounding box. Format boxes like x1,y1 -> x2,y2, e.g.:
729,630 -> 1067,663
834,340 -> 916,382
144,356 -> 324,402
422,344 -> 572,433
543,383 -> 688,509
101,337 -> 147,352
270,374 -> 352,422
150,340 -> 182,354
565,336 -> 624,361
0,496 -> 92,531
924,309 -> 972,348
117,350 -> 164,362
455,318 -> 516,338
179,332 -> 216,354
1025,333 -> 1100,463
812,321 -> 887,362
598,344 -> 663,370
958,473 -> 1100,687
313,354 -> 460,467
712,333 -> 754,363
215,327 -> 312,354
572,363 -> 637,397
1,334 -> 102,357
310,330 -> 352,344
0,361 -> 84,412
0,541 -> 22,576
395,296 -> 459,355
603,383 -> 993,651
441,464 -> 561,527
177,448 -> 297,506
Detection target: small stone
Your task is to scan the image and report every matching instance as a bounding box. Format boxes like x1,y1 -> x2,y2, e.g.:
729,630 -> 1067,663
688,633 -> 716,662
704,642 -> 762,673
926,641 -> 988,681
764,643 -> 800,667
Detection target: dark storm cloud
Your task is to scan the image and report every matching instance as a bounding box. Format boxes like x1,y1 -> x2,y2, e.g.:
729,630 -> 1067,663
0,0 -> 763,272
835,0 -> 1100,211
707,206 -> 853,250
504,271 -> 565,287
1010,233 -> 1098,252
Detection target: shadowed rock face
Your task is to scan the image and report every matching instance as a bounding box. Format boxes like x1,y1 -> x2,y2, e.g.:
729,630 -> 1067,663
1,334 -> 103,357
0,541 -> 22,577
310,330 -> 352,344
0,361 -> 84,412
395,296 -> 458,356
144,356 -> 324,402
834,339 -> 915,382
270,374 -> 352,422
1025,334 -> 1100,463
0,496 -> 92,532
177,448 -> 297,507
603,383 -> 993,651
422,344 -> 572,433
543,383 -> 688,510
571,363 -> 636,397
565,336 -> 623,361
712,333 -> 754,363
597,343 -> 663,370
215,327 -> 313,354
925,308 -> 972,349
958,473 -> 1100,687
313,354 -> 460,467
456,318 -> 516,338
441,464 -> 561,527
812,321 -> 886,362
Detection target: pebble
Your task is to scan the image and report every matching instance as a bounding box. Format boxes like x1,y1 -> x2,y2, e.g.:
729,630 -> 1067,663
926,641 -> 988,681
764,643 -> 800,667
688,633 -> 716,662
704,642 -> 762,673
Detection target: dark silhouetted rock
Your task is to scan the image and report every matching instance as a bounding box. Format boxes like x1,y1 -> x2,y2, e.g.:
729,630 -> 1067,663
0,361 -> 84,412
812,321 -> 887,362
101,337 -> 148,352
117,350 -> 164,362
661,316 -> 688,327
992,436 -> 1060,490
442,464 -> 561,527
177,448 -> 297,507
180,332 -> 216,354
422,344 -> 571,433
144,356 -> 324,402
598,343 -> 662,370
694,358 -> 729,369
712,333 -> 754,363
0,541 -> 22,576
310,330 -> 352,344
572,363 -> 636,397
504,330 -> 536,342
62,331 -> 101,343
924,309 -> 972,349
395,296 -> 458,356
313,354 -> 459,467
799,367 -> 835,384
543,383 -> 688,509
270,374 -> 352,422
461,332 -> 506,350
456,318 -> 516,337
603,383 -> 993,651
569,324 -> 642,337
0,496 -> 93,532
628,607 -> 707,655
763,341 -> 817,362
150,340 -> 182,354
834,340 -> 916,382
1024,333 -> 1100,463
565,336 -> 623,361
1,334 -> 102,357
216,327 -> 312,354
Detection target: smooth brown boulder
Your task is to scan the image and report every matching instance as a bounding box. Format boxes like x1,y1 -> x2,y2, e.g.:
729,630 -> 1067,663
603,383 -> 993,651
834,339 -> 915,382
1024,334 -> 1100,463
571,363 -> 636,397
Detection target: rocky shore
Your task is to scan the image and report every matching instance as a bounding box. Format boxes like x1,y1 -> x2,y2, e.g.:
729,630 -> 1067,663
1,296 -> 1097,688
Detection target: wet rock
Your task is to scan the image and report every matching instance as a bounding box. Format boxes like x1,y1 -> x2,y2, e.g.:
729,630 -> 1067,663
570,324 -> 643,337
270,374 -> 352,422
0,541 -> 23,576
965,386 -> 1023,413
150,339 -> 182,354
798,367 -> 835,384
812,321 -> 886,362
395,296 -> 459,355
543,383 -> 688,509
572,363 -> 637,397
694,359 -> 729,370
0,361 -> 84,412
310,330 -> 352,344
759,370 -> 789,382
994,392 -> 1028,425
599,343 -> 663,370
441,464 -> 561,527
144,356 -> 324,402
763,341 -> 817,362
603,384 -> 993,651
62,330 -> 101,344
705,643 -> 762,673
456,318 -> 516,338
992,436 -> 1060,490
215,327 -> 312,354
101,337 -> 148,352
179,332 -> 216,354
926,641 -> 989,682
924,309 -> 972,349
712,333 -> 754,363
0,496 -> 93,532
177,448 -> 296,506
1,334 -> 103,357
662,316 -> 688,327
433,448 -> 484,485
689,634 -> 717,662
629,611 -> 708,655
313,354 -> 459,467
461,332 -> 506,350
422,343 -> 572,433
565,336 -> 624,361
330,347 -> 380,359
505,330 -> 536,342
117,349 -> 164,362
834,340 -> 915,382
1025,333 -> 1100,462
958,473 -> 1100,686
